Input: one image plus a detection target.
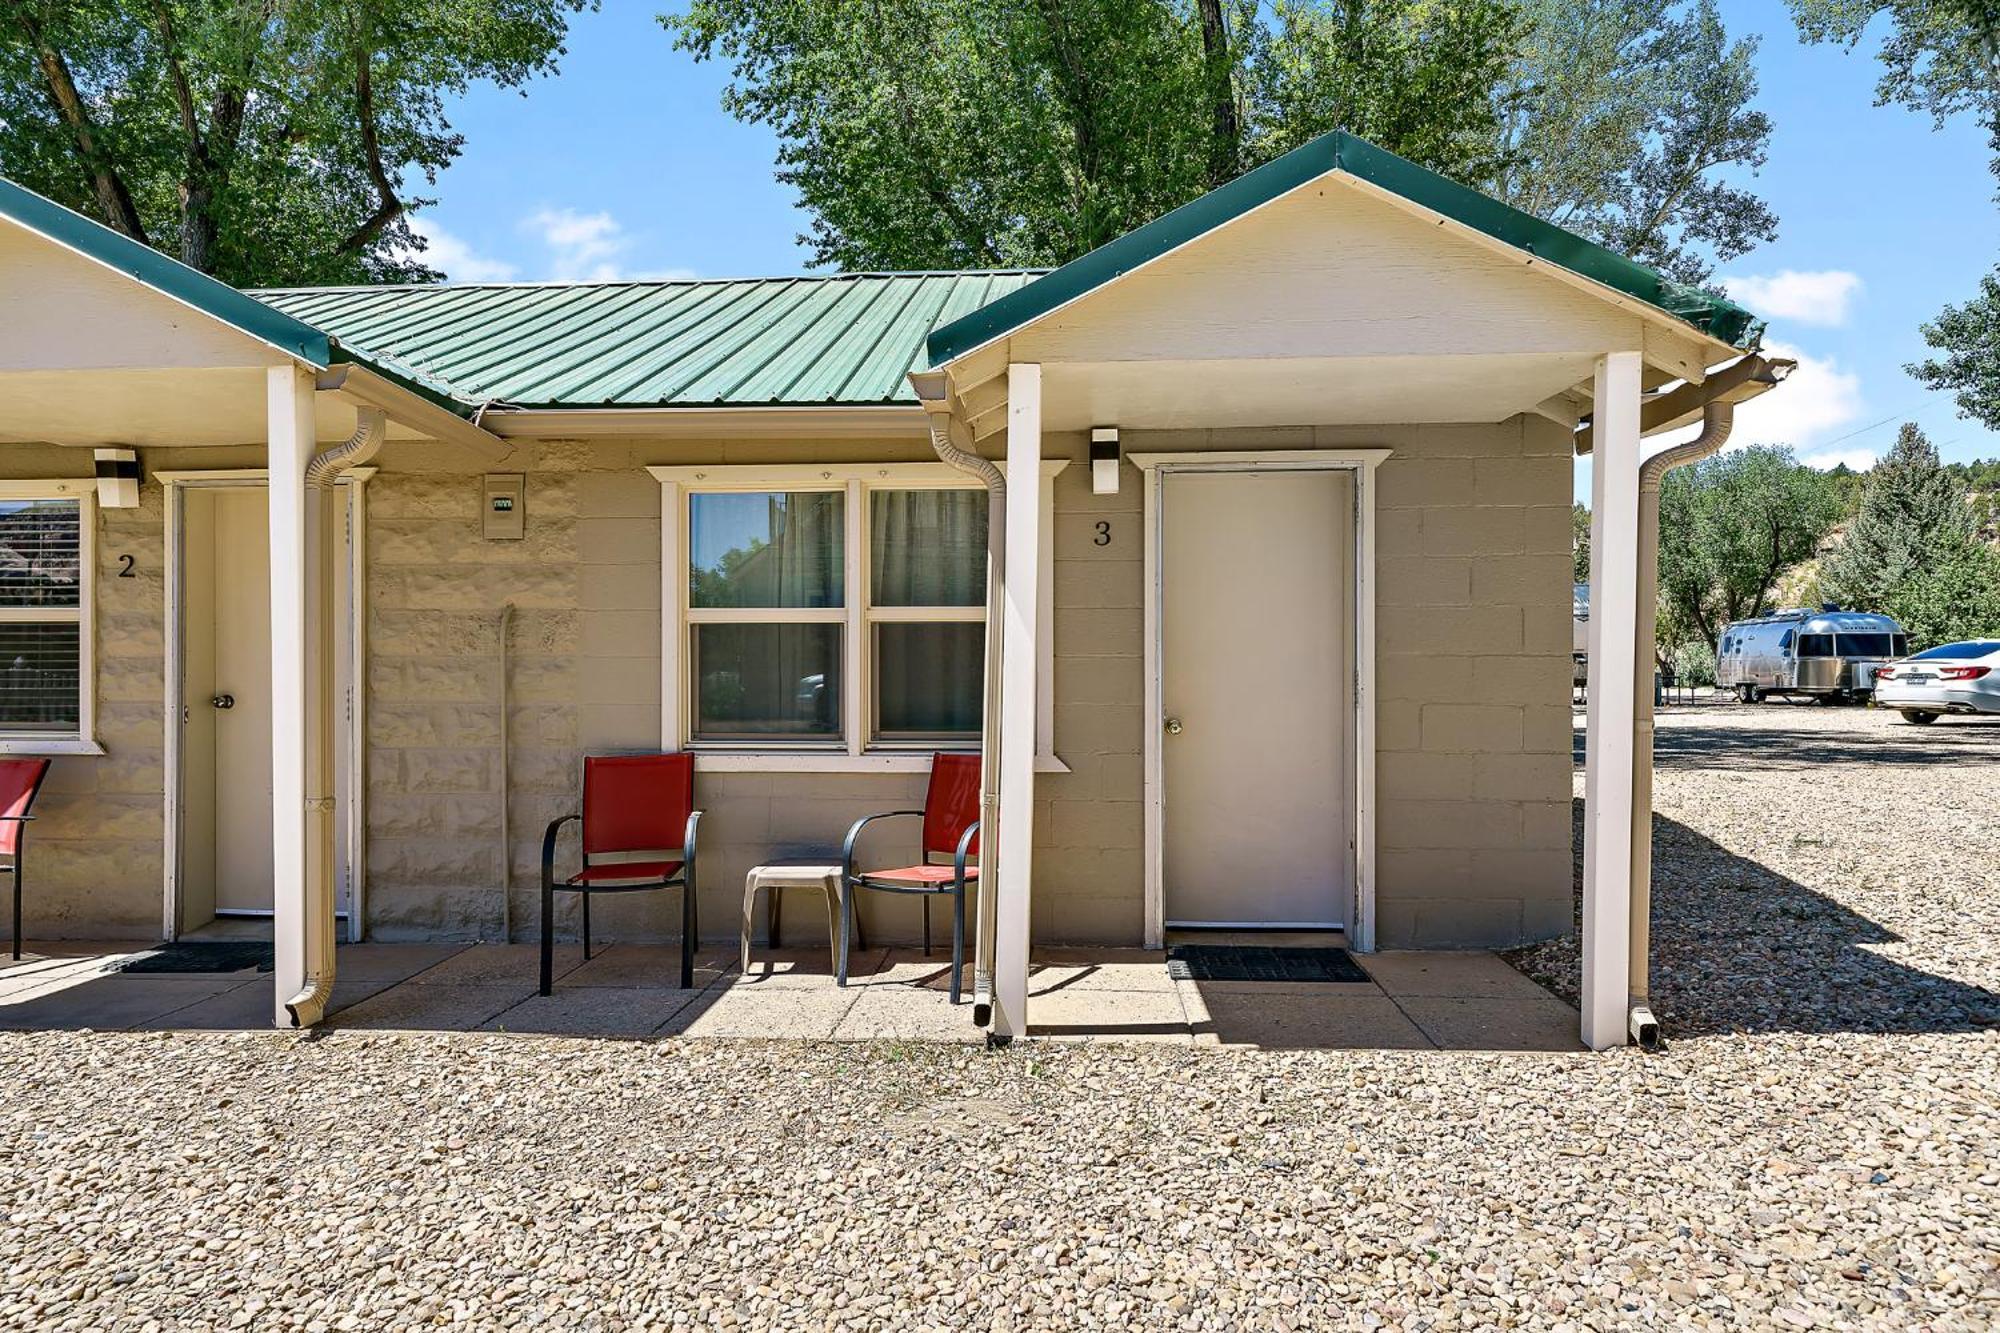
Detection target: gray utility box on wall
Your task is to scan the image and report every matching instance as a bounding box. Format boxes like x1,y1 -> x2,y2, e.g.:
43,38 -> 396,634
483,474 -> 525,540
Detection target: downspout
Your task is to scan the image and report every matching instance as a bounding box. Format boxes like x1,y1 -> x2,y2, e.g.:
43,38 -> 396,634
283,406 -> 385,1027
912,371 -> 1005,1028
1625,355 -> 1790,1045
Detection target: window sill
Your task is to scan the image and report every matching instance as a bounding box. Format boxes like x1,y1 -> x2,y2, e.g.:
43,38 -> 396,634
0,737 -> 104,757
689,751 -> 1070,775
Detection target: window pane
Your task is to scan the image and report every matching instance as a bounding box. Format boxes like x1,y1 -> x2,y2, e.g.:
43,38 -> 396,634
1797,634 -> 1833,658
692,623 -> 841,740
688,491 -> 842,609
875,622 -> 983,740
871,489 -> 986,607
1838,633 -> 1895,657
0,623 -> 80,731
0,499 -> 82,609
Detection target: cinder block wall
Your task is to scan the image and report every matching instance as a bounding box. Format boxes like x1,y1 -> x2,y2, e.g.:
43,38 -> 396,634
3,415 -> 1571,952
1366,417 -> 1574,946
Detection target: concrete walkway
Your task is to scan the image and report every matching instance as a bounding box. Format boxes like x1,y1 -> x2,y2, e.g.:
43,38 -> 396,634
0,942 -> 1581,1049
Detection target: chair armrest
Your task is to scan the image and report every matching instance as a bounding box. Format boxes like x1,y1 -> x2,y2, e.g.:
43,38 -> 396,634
541,813 -> 580,886
953,820 -> 980,881
842,810 -> 924,879
682,809 -> 704,880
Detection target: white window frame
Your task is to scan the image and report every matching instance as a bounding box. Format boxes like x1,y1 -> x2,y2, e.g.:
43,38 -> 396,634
649,460 -> 1067,774
0,479 -> 101,756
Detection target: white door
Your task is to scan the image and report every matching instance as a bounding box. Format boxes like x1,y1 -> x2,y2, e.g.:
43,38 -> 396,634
1161,468 -> 1355,927
209,488 -> 274,913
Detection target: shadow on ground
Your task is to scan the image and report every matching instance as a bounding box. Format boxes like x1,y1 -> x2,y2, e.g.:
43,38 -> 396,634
1506,798 -> 2000,1039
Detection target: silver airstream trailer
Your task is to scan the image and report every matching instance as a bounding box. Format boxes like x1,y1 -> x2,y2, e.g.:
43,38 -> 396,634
1716,607 -> 1908,704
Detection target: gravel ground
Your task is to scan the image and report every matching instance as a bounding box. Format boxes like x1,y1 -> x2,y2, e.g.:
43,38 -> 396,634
2,702 -> 1996,1331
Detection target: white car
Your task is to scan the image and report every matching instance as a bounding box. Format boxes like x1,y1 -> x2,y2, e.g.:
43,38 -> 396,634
1873,640 -> 2000,724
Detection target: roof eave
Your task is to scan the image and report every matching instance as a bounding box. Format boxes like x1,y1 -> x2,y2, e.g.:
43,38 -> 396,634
925,130 -> 1759,374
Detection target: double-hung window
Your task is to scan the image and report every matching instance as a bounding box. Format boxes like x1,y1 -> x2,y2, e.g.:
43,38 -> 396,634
0,481 -> 95,752
653,462 -> 1063,768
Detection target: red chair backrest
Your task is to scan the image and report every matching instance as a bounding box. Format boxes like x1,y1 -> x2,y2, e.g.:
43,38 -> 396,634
0,759 -> 51,858
922,752 -> 981,859
581,754 -> 694,859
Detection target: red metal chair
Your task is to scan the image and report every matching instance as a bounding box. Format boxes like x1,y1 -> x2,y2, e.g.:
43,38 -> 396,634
541,754 -> 703,995
0,759 -> 52,961
839,753 -> 980,1003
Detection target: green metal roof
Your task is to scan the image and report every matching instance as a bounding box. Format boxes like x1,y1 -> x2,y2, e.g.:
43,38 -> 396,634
926,130 -> 1760,367
254,272 -> 1040,410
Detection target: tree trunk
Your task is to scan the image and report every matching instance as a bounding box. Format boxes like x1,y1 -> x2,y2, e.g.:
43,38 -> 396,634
21,18 -> 147,243
1196,0 -> 1239,188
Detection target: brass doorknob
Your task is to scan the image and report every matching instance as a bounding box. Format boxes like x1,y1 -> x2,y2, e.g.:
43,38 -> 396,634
1164,716 -> 1183,735
212,694 -> 235,710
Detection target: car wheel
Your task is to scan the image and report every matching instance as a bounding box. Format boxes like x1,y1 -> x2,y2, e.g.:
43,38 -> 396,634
1900,709 -> 1938,725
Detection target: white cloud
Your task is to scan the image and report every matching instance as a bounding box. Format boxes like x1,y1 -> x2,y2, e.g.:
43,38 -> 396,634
405,219 -> 518,284
523,207 -> 629,281
1799,448 -> 1879,473
1724,340 -> 1867,452
1720,269 -> 1863,328
516,207 -> 699,283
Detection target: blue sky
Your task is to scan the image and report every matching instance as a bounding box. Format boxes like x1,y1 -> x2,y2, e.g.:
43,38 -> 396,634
414,0 -> 2000,488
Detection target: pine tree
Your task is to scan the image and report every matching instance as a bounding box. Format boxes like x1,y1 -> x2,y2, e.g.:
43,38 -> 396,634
1819,425 -> 1975,612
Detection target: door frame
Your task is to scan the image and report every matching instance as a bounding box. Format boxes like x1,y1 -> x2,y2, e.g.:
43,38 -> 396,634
1131,448 -> 1389,952
158,468 -> 372,942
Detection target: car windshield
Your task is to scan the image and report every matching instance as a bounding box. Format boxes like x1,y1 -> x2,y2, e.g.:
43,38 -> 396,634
1837,633 -> 1897,657
1910,640 -> 2000,662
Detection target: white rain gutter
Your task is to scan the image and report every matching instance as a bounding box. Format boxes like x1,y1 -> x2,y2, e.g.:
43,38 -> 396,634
1621,354 -> 1792,1047
282,405 -> 385,1027
911,370 -> 1004,1028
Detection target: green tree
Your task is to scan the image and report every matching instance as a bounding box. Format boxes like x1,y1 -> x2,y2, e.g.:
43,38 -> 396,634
1884,541 -> 2000,650
1912,267 -> 2000,430
666,0 -> 1777,274
1572,501 -> 1591,582
0,0 -> 591,286
1243,0 -> 1525,179
1790,2 -> 2000,433
1820,424 -> 1976,610
1655,444 -> 1843,652
1491,0 -> 1776,284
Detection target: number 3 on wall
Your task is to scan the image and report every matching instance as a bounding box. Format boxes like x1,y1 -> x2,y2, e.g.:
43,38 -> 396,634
1093,521 -> 1111,547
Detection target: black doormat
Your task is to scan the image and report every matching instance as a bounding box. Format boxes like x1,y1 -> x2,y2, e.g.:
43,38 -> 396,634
1165,945 -> 1370,983
107,942 -> 274,975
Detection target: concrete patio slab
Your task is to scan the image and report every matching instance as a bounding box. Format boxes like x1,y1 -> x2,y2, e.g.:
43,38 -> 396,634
1184,989 -> 1433,1050
483,986 -> 701,1037
1028,986 -> 1191,1043
834,985 -> 982,1043
401,943 -> 584,988
1028,951 -> 1180,996
664,984 -> 861,1039
734,946 -> 886,990
1359,950 -> 1556,1000
562,943 -> 733,989
1397,994 -> 1584,1052
327,982 -> 529,1032
0,973 -> 262,1031
331,942 -> 468,983
867,951 -> 973,994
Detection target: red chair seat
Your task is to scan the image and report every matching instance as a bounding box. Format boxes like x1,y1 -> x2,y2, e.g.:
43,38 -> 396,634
567,860 -> 683,886
858,864 -> 979,888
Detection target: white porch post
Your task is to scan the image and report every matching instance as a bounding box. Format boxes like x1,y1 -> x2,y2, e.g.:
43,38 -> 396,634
1581,351 -> 1642,1050
268,367 -> 316,1028
991,363 -> 1042,1042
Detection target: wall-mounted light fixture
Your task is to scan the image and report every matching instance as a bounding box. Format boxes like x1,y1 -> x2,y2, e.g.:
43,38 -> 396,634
1090,426 -> 1121,496
94,448 -> 139,509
